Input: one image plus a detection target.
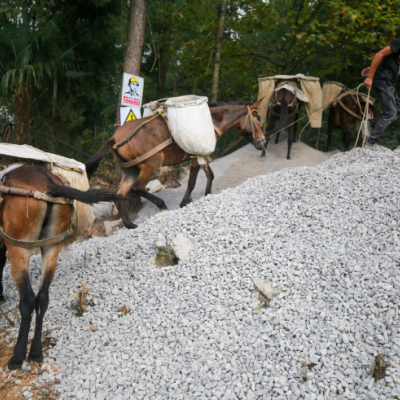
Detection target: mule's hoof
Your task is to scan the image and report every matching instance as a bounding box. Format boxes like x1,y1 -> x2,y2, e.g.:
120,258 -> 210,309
159,209 -> 169,213
8,356 -> 23,370
125,223 -> 138,230
0,294 -> 5,304
28,352 -> 43,363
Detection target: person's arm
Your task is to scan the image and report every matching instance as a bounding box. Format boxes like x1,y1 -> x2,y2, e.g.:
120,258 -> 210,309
363,46 -> 394,88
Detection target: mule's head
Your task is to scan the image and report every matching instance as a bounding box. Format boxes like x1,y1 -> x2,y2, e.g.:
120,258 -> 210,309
239,99 -> 266,151
275,88 -> 295,106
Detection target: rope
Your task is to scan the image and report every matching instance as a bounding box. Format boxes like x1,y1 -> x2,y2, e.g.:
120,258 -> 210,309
292,119 -> 311,149
265,84 -> 372,142
113,110 -> 164,150
348,84 -> 372,162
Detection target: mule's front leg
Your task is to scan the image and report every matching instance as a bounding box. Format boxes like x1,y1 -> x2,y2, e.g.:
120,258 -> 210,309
28,244 -> 60,363
8,248 -> 35,370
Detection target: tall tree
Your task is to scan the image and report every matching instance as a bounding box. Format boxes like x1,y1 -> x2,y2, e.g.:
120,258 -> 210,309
211,0 -> 228,102
117,0 -> 148,123
124,0 -> 148,76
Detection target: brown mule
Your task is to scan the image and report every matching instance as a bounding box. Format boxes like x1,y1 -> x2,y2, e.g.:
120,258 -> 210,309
326,94 -> 379,151
0,165 -> 128,370
262,88 -> 301,160
85,99 -> 265,229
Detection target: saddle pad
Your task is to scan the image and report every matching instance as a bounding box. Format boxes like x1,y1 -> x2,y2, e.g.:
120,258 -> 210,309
0,143 -> 86,173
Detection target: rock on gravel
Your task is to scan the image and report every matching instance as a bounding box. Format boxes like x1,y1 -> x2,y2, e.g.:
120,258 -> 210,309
2,148 -> 400,399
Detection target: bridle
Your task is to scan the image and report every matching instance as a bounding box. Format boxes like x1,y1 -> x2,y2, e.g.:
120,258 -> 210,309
239,106 -> 264,143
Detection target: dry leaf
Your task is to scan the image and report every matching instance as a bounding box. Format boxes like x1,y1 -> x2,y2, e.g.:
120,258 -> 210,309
118,305 -> 130,316
89,322 -> 98,331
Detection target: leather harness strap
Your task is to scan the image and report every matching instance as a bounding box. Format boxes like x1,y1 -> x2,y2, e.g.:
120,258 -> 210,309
0,225 -> 72,249
338,99 -> 363,120
0,174 -> 73,248
213,125 -> 223,137
113,111 -> 165,150
117,138 -> 174,169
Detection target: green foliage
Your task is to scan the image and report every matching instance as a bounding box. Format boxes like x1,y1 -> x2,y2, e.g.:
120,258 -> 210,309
0,17 -> 76,95
0,0 -> 400,159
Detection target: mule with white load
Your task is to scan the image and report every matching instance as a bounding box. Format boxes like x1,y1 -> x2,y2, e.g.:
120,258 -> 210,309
85,96 -> 265,229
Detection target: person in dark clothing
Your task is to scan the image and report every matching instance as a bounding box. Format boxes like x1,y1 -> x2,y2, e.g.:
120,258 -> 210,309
362,37 -> 400,147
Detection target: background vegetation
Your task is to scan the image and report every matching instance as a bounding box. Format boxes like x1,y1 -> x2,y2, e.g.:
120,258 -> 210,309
0,0 -> 399,163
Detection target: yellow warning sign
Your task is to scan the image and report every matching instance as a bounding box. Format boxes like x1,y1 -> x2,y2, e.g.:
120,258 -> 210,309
124,109 -> 136,123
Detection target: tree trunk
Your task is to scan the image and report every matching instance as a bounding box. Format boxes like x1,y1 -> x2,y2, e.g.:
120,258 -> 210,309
117,0 -> 149,214
211,0 -> 228,102
13,86 -> 32,144
116,0 -> 148,124
124,0 -> 148,76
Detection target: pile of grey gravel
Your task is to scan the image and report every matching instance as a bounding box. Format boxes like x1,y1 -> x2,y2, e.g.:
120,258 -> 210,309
2,147 -> 400,400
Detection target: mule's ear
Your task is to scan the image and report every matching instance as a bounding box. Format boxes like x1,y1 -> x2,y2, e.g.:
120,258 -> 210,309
249,97 -> 264,110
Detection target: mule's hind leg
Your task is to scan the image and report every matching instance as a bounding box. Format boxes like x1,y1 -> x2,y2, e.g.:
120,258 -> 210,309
28,243 -> 63,362
0,241 -> 6,303
115,172 -> 139,229
7,246 -> 35,370
180,158 -> 200,208
29,203 -> 69,362
130,157 -> 167,210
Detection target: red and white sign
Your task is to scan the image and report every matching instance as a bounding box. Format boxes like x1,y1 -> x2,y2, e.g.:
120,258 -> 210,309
120,73 -> 144,108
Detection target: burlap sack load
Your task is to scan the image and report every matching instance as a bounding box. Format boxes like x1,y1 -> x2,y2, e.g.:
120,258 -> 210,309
257,73 -> 323,129
0,143 -> 94,244
322,81 -> 375,109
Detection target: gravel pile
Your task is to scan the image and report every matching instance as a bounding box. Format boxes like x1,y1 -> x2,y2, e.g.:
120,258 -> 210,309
2,148 -> 400,399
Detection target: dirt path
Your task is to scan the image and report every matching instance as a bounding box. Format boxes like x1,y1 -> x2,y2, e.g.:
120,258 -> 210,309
137,132 -> 333,223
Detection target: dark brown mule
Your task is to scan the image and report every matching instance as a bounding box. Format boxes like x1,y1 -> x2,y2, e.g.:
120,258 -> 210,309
0,165 -> 127,370
261,88 -> 301,160
85,100 -> 265,229
326,95 -> 379,151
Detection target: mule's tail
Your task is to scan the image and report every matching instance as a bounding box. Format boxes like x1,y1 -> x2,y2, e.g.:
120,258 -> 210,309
265,100 -> 289,138
47,183 -> 127,205
85,138 -> 116,180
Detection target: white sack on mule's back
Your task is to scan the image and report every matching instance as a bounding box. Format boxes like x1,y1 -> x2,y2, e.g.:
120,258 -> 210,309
165,95 -> 216,156
48,155 -> 95,244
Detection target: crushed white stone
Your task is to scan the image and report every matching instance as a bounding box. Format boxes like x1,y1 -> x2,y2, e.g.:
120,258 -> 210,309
1,148 -> 400,399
